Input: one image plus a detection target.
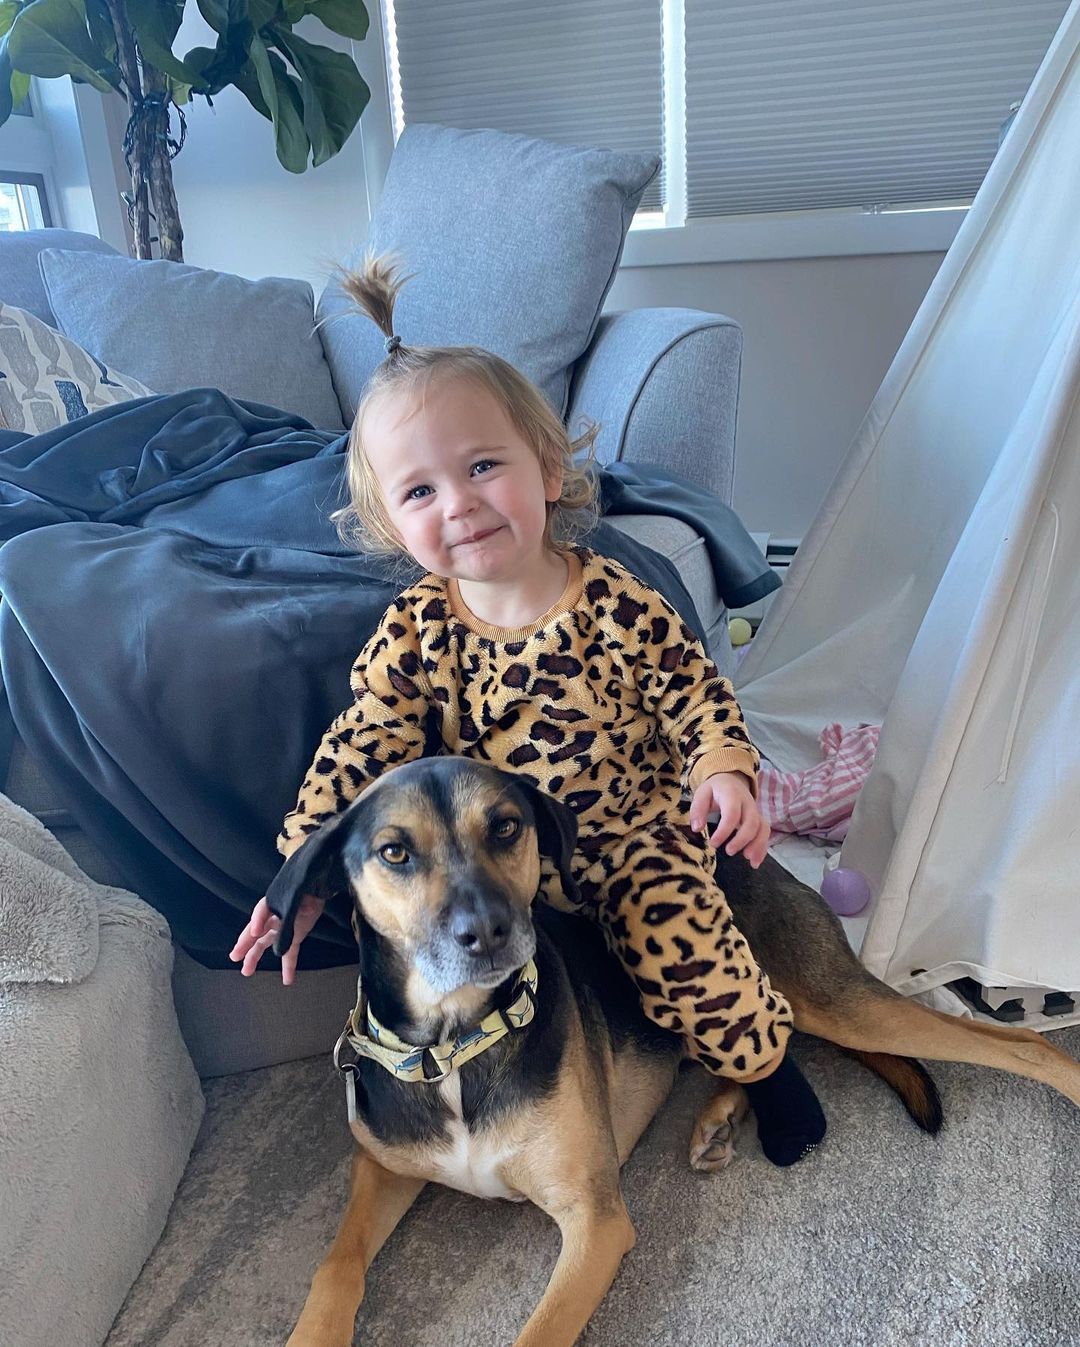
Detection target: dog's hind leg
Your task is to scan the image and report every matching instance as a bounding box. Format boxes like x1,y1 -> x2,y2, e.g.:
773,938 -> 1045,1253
724,854 -> 1080,1112
796,986 -> 1080,1110
286,1147 -> 425,1347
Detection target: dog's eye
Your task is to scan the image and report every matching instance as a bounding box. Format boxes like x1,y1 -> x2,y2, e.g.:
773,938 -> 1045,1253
493,817 -> 521,841
379,842 -> 410,866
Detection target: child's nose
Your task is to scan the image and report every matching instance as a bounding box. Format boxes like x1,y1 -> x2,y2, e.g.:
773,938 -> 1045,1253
444,484 -> 478,518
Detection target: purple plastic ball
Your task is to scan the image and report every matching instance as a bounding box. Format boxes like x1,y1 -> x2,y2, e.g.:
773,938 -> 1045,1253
820,867 -> 872,917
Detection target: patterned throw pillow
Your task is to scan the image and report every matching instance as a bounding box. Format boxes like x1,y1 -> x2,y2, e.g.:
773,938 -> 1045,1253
0,303 -> 153,434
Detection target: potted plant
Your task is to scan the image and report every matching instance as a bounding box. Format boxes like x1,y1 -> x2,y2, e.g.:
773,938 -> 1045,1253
0,0 -> 370,261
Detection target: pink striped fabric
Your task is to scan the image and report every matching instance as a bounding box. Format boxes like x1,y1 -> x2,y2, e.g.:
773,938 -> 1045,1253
759,723 -> 881,844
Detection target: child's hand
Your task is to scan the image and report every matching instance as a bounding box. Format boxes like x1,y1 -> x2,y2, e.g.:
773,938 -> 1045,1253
689,771 -> 771,868
229,892 -> 325,984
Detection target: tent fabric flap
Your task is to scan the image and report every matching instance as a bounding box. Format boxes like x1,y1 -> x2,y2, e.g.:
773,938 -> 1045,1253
736,2 -> 1080,1006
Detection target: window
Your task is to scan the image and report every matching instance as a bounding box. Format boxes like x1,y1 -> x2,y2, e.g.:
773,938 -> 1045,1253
382,0 -> 664,209
0,172 -> 52,230
381,0 -> 1070,260
0,82 -> 57,231
682,0 -> 1069,219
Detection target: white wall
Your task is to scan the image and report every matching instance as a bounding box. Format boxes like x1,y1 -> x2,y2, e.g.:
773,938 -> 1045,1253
608,251 -> 944,539
168,8 -> 393,287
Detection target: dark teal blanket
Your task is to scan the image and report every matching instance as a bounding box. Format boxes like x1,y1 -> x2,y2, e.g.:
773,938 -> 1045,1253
0,389 -> 776,968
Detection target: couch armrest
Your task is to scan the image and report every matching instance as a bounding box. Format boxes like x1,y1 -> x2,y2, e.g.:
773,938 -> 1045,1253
567,308 -> 742,501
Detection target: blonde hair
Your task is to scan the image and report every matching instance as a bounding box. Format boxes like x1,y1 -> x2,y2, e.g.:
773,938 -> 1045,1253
330,254 -> 599,558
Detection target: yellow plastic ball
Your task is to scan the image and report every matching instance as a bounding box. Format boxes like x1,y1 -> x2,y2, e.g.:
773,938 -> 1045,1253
729,617 -> 753,647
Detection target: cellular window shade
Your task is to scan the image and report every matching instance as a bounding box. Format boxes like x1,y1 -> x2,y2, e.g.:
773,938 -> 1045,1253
684,0 -> 1070,218
390,0 -> 665,209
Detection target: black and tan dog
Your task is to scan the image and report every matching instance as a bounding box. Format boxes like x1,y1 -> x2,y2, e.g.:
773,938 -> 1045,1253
266,756 -> 1080,1347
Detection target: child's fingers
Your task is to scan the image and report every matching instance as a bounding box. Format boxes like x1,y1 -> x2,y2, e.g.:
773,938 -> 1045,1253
688,783 -> 714,833
708,810 -> 740,850
230,898 -> 271,961
228,929 -> 251,961
724,814 -> 758,856
281,943 -> 300,986
747,819 -> 771,868
247,896 -> 270,939
240,923 -> 280,977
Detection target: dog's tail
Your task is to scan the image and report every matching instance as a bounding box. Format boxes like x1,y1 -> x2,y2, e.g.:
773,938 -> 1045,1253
846,1049 -> 943,1133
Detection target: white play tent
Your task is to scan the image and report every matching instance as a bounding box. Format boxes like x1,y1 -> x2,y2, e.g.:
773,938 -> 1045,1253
737,2 -> 1080,1028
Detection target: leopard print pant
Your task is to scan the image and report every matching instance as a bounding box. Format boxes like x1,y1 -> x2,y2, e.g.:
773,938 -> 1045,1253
543,822 -> 793,1079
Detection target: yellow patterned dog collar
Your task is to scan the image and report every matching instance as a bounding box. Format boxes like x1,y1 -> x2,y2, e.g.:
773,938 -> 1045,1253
333,959 -> 539,1086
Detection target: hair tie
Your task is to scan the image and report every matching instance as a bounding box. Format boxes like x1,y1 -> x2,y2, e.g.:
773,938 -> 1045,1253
384,334 -> 402,355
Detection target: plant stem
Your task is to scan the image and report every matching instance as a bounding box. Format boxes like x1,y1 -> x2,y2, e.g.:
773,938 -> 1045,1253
142,66 -> 184,262
105,0 -> 152,259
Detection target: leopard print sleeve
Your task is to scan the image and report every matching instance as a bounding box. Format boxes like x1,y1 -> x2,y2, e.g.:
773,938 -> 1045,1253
631,581 -> 760,797
277,597 -> 433,858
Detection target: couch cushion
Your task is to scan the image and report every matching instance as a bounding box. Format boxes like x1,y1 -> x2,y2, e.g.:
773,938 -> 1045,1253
317,123 -> 658,420
0,228 -> 118,326
38,250 -> 346,431
0,304 -> 153,435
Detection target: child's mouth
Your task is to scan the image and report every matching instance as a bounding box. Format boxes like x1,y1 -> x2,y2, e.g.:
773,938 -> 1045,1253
456,527 -> 502,546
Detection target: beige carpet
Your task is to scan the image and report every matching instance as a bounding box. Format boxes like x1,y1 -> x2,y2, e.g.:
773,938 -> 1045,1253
106,1029 -> 1080,1347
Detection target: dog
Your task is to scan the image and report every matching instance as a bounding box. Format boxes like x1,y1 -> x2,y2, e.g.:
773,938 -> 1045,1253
266,756 -> 1080,1347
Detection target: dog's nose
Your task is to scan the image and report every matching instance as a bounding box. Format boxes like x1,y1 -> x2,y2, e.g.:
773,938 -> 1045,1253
448,897 -> 510,958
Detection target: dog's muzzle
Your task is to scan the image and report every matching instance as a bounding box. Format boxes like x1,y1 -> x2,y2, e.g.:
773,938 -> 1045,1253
417,884 -> 537,995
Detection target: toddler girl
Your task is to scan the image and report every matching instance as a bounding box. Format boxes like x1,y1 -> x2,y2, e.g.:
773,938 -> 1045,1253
231,256 -> 825,1165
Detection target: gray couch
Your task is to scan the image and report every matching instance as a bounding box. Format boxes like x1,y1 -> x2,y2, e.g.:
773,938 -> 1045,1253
0,127 -> 744,1080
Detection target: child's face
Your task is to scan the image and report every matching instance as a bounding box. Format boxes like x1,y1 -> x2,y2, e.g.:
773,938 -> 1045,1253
363,376 -> 563,582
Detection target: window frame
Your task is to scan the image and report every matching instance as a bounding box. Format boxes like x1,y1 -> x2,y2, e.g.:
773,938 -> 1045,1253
0,169 -> 55,229
622,200 -> 968,266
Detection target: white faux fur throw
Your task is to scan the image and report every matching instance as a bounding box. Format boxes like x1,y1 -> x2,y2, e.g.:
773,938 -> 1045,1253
0,792 -> 106,983
0,794 -> 205,1347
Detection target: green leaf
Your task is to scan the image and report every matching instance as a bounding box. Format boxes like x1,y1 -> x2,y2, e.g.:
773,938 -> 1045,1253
9,62 -> 28,102
127,0 -> 206,90
0,16 -> 30,124
307,0 -> 368,41
0,39 -> 17,123
182,43 -> 220,79
231,52 -> 270,117
7,0 -> 120,91
248,33 -> 309,172
168,74 -> 193,105
0,3 -> 20,41
196,0 -> 250,38
271,26 -> 367,166
247,0 -> 280,29
84,0 -> 116,64
246,26 -> 277,114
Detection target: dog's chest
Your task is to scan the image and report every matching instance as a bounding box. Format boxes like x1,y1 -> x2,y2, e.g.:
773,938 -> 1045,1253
430,1075 -> 525,1202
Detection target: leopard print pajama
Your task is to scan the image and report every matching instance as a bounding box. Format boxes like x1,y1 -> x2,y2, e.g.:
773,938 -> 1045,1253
280,547 -> 793,1080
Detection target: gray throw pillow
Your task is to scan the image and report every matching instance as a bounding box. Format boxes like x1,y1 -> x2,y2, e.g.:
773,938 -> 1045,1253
317,124 -> 659,419
0,229 -> 119,326
39,250 -> 346,431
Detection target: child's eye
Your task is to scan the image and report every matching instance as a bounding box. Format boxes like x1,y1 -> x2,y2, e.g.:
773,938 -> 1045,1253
471,459 -> 497,476
406,484 -> 433,501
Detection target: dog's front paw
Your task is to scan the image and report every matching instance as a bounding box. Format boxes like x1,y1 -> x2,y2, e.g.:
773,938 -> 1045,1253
286,1308 -> 357,1347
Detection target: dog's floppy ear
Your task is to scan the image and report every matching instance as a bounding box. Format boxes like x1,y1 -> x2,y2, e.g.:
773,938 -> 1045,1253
265,808 -> 356,957
513,779 -> 581,905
